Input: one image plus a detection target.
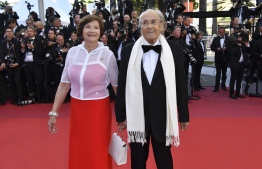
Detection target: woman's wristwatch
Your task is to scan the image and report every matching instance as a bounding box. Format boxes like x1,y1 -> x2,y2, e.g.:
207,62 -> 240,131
49,111 -> 59,117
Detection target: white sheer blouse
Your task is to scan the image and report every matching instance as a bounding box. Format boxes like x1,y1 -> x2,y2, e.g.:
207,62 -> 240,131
61,42 -> 118,100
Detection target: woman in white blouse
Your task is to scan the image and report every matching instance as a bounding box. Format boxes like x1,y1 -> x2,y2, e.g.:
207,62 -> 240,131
47,15 -> 118,169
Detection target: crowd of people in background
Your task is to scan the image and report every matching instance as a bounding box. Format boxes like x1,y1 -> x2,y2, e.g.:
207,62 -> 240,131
0,0 -> 262,106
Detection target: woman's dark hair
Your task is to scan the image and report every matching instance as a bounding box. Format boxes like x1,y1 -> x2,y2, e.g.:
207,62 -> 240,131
78,15 -> 104,38
98,10 -> 108,20
30,11 -> 39,22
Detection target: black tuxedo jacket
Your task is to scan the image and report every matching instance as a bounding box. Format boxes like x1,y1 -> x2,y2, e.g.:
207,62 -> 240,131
193,40 -> 205,64
0,38 -> 21,64
115,40 -> 189,142
228,42 -> 248,68
115,39 -> 134,59
229,5 -> 250,22
21,38 -> 45,62
211,36 -> 229,64
251,38 -> 262,60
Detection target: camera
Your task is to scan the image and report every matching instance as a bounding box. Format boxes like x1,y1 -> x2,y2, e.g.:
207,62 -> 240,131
183,48 -> 197,64
95,0 -> 105,9
22,37 -> 33,46
8,7 -> 12,12
67,38 -> 79,48
25,1 -> 34,11
5,54 -> 15,66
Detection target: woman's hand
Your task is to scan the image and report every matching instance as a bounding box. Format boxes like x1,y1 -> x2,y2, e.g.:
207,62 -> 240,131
48,116 -> 58,134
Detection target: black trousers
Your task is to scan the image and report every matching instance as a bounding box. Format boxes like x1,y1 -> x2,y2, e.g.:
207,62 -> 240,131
23,62 -> 44,100
215,62 -> 228,89
229,63 -> 245,95
246,61 -> 258,83
6,66 -> 23,102
0,70 -> 6,101
129,127 -> 173,169
194,62 -> 203,88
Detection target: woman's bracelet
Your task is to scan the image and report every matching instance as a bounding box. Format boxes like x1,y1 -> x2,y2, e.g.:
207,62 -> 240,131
49,111 -> 59,117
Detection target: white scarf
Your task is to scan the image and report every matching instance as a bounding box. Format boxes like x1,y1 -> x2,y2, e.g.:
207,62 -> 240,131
125,34 -> 180,146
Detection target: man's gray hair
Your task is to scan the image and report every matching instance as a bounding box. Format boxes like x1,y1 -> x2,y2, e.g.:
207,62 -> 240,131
138,9 -> 165,28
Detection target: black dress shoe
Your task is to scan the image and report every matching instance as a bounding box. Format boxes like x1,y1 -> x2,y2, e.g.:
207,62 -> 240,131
229,95 -> 237,99
221,86 -> 227,91
213,89 -> 219,92
236,94 -> 245,98
199,86 -> 206,90
194,88 -> 200,91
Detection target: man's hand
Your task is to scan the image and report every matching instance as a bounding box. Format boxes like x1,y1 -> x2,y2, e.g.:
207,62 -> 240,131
117,120 -> 126,132
9,63 -> 18,68
62,47 -> 69,53
0,63 -> 6,71
27,43 -> 34,49
217,48 -> 222,51
180,122 -> 189,131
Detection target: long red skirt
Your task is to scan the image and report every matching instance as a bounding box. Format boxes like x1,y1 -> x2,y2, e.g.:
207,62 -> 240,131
68,97 -> 112,169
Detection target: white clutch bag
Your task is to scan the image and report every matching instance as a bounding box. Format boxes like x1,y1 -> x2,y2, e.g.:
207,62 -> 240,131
108,132 -> 127,165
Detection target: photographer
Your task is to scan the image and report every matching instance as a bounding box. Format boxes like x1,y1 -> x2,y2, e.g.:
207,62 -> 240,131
230,16 -> 249,36
21,26 -> 45,103
0,27 -> 23,105
165,1 -> 186,23
52,35 -> 69,92
68,14 -> 81,36
98,10 -> 111,32
192,31 -> 206,91
109,6 -> 119,23
116,28 -> 133,67
3,6 -> 19,27
211,27 -> 229,92
48,18 -> 69,40
174,14 -> 183,27
34,21 -> 45,38
29,11 -> 41,23
45,7 -> 60,23
181,16 -> 197,48
229,0 -> 250,27
245,34 -> 262,94
227,34 -> 248,99
67,31 -> 81,48
127,19 -> 139,41
167,26 -> 196,80
118,0 -> 133,24
7,18 -> 21,37
80,6 -> 90,19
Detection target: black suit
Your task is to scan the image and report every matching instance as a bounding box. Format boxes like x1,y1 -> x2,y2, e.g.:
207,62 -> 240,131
115,40 -> 189,169
211,36 -> 229,89
3,11 -> 19,27
229,5 -> 250,23
0,38 -> 23,102
193,39 -> 205,89
115,39 -> 134,67
21,37 -> 45,102
228,42 -> 248,96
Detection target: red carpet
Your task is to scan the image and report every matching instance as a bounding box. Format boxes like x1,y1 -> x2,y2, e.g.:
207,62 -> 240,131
1,87 -> 262,169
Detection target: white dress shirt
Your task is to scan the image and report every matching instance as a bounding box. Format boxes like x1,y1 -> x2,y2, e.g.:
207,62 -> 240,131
142,39 -> 160,85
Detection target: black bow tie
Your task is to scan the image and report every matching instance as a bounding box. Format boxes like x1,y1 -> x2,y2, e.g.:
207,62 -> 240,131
142,45 -> 161,54
220,36 -> 224,39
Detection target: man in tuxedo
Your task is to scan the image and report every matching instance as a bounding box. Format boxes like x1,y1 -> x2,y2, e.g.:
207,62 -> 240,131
229,0 -> 250,26
79,6 -> 90,19
3,6 -> 19,27
0,27 -> 23,105
211,27 -> 229,92
227,34 -> 248,99
115,9 -> 189,169
21,26 -> 45,102
115,28 -> 133,67
193,31 -> 206,91
7,18 -> 21,37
